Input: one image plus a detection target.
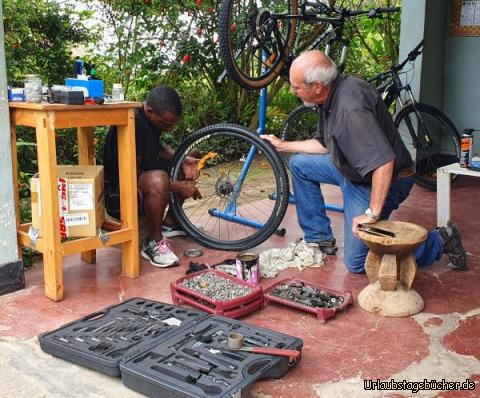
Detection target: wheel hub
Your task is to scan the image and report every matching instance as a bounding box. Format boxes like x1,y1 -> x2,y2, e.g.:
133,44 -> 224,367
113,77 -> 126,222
215,175 -> 234,198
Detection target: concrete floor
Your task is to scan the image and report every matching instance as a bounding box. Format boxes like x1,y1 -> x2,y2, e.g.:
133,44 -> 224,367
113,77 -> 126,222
0,176 -> 479,398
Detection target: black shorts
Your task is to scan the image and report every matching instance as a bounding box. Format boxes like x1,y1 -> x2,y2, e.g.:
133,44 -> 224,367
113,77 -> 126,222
104,184 -> 144,220
105,162 -> 170,219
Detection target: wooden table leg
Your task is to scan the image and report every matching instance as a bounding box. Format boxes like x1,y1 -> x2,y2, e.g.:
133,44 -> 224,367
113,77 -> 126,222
437,167 -> 451,227
10,122 -> 22,259
77,126 -> 96,264
36,112 -> 63,300
117,109 -> 139,278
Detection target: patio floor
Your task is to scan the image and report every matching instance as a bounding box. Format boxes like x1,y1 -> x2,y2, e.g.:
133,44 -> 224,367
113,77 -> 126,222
1,176 -> 479,398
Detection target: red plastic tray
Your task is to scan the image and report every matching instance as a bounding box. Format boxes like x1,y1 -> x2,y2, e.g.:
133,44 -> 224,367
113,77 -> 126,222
170,269 -> 264,318
264,278 -> 353,323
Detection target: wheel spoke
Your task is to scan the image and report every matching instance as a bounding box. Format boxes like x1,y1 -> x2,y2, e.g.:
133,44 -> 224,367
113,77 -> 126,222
395,104 -> 460,191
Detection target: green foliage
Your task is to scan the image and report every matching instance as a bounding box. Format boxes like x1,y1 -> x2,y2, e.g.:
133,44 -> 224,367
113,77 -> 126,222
5,0 -> 402,259
3,0 -> 91,85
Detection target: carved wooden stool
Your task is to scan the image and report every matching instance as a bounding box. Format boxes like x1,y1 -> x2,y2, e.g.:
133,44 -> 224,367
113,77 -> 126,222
357,220 -> 427,317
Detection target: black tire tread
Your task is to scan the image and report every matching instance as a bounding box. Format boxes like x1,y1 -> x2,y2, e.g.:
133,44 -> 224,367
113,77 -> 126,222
394,102 -> 460,191
219,0 -> 299,90
169,123 -> 289,250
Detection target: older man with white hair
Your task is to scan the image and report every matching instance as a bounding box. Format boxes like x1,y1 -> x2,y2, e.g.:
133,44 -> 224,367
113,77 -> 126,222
262,50 -> 467,273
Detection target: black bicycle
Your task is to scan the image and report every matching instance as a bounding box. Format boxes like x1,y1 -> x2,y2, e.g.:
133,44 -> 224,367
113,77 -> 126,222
219,0 -> 399,90
280,40 -> 461,191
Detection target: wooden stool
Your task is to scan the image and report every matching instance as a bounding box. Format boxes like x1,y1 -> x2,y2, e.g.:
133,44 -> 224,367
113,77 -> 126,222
357,220 -> 427,317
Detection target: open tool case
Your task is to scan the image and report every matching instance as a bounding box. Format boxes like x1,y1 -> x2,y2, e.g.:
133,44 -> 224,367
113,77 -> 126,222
120,316 -> 302,398
38,298 -> 207,377
39,298 -> 303,397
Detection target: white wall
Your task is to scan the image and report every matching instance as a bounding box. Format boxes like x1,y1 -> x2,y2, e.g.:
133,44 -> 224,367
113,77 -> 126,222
0,0 -> 19,265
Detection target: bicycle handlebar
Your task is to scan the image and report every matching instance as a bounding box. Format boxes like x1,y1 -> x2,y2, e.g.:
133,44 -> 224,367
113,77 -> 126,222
397,39 -> 425,70
309,2 -> 400,19
348,6 -> 400,18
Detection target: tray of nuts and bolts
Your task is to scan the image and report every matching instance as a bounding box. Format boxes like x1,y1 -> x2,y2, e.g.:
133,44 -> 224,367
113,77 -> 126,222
170,269 -> 264,318
120,315 -> 303,398
264,278 -> 353,323
38,298 -> 208,377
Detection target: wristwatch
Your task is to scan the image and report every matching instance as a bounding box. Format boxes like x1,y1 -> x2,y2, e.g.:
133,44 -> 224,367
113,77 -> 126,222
365,207 -> 379,221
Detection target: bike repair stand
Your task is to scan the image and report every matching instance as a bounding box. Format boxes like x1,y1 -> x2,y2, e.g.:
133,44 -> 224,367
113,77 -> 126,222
210,82 -> 343,236
209,82 -> 287,236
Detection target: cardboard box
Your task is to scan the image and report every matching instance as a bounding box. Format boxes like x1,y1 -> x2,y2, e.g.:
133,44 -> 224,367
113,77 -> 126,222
31,165 -> 105,239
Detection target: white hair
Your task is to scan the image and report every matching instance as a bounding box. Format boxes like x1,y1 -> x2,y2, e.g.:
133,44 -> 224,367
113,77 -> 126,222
304,56 -> 338,86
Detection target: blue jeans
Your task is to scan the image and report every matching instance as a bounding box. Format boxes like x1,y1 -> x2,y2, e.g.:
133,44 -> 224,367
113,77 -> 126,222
289,154 -> 443,273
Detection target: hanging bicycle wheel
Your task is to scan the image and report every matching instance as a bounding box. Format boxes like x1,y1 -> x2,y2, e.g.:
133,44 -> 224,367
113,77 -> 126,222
169,124 -> 289,251
395,102 -> 460,191
219,0 -> 299,90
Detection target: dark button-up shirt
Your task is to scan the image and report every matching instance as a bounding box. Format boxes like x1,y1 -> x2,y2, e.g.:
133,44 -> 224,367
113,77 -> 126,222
315,74 -> 412,183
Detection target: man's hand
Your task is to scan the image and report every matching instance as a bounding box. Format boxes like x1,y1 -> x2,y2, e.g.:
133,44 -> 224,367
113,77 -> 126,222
174,180 -> 202,200
261,134 -> 285,151
182,156 -> 200,180
352,214 -> 376,237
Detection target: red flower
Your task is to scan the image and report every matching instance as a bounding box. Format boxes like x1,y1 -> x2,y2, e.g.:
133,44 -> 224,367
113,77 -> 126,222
196,0 -> 202,6
182,54 -> 191,64
230,23 -> 237,32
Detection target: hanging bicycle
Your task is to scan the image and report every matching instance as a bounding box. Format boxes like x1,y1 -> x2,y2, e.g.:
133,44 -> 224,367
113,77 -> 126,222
219,0 -> 399,90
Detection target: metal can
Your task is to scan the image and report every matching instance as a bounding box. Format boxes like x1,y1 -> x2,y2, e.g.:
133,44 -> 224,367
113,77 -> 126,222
235,252 -> 261,285
460,129 -> 473,168
24,74 -> 42,103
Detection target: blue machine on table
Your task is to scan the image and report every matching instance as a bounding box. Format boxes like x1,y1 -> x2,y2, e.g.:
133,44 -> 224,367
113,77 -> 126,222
65,78 -> 104,98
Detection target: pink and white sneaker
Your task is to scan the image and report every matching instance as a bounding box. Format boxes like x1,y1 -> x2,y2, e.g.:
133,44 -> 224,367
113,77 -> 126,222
141,238 -> 179,268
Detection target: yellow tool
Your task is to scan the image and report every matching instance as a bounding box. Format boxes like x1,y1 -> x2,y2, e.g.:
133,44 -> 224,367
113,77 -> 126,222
197,152 -> 218,171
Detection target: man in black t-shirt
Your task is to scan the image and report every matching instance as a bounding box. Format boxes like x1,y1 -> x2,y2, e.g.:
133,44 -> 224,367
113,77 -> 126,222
262,51 -> 467,272
103,85 -> 200,268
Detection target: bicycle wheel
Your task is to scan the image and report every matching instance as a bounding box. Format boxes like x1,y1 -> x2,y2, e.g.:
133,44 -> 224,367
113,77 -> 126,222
169,124 -> 289,251
219,0 -> 299,90
280,105 -> 318,141
395,103 -> 460,191
279,104 -> 318,166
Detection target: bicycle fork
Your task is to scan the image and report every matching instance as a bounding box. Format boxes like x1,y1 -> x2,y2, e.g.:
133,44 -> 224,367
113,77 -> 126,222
399,86 -> 433,150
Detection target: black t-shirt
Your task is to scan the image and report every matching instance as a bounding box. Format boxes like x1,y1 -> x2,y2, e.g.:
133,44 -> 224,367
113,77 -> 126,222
103,106 -> 167,187
315,75 -> 412,183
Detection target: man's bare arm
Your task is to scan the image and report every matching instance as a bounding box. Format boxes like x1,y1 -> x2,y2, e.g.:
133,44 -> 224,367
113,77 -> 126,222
261,135 -> 328,154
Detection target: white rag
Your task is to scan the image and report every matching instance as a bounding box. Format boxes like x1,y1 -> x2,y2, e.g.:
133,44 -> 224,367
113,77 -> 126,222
259,239 -> 325,278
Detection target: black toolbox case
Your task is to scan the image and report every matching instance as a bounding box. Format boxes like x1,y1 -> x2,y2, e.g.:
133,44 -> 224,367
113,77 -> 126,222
38,298 -> 207,377
39,298 -> 303,397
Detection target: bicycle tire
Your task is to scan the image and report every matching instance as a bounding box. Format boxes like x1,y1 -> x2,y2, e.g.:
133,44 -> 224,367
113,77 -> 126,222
169,123 -> 289,251
280,104 -> 318,141
219,0 -> 299,90
395,103 -> 460,191
278,104 -> 318,167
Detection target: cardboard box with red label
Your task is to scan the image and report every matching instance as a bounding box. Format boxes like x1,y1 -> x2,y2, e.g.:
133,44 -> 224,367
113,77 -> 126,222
31,165 -> 104,239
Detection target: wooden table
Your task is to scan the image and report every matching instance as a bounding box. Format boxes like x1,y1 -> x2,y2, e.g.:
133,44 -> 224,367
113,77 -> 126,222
9,102 -> 141,301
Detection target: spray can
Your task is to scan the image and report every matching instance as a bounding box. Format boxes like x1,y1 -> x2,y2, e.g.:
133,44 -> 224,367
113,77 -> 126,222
460,129 -> 473,168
